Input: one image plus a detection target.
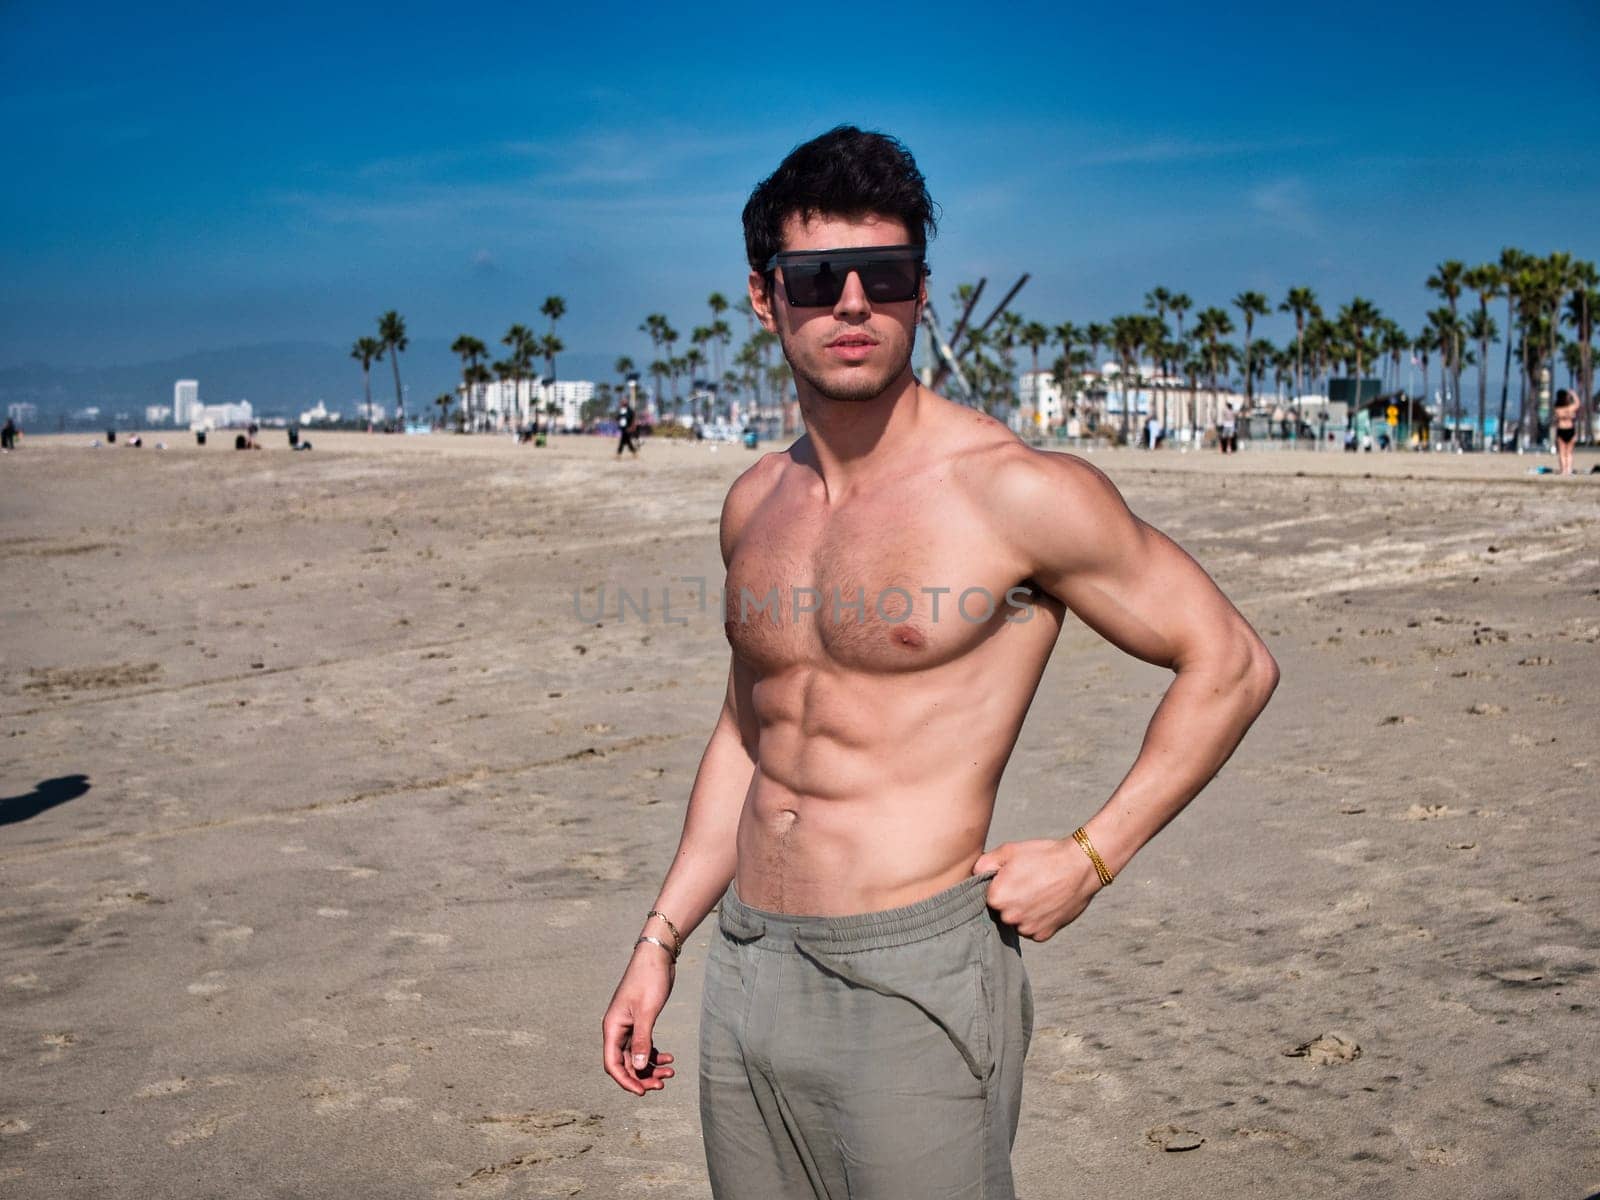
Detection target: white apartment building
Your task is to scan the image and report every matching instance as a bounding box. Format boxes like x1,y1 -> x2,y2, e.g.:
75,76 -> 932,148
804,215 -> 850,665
173,380 -> 199,425
1017,370 -> 1066,429
7,402 -> 38,424
190,400 -> 253,429
145,405 -> 172,425
459,378 -> 595,431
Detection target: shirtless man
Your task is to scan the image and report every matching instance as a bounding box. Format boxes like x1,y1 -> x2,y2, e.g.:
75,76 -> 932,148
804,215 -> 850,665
1552,388 -> 1580,475
600,126 -> 1280,1199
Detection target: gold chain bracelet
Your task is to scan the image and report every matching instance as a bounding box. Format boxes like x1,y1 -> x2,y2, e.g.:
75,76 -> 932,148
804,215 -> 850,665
1072,826 -> 1115,888
646,909 -> 683,956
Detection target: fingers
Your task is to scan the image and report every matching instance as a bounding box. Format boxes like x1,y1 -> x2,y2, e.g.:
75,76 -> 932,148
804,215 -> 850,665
603,1014 -> 645,1095
630,1020 -> 656,1078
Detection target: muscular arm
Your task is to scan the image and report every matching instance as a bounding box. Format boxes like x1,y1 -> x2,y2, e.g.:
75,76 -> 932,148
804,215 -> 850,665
975,449 -> 1279,937
601,456 -> 770,1093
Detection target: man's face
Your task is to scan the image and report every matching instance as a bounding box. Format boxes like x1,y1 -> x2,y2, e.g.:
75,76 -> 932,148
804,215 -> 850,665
749,212 -> 925,405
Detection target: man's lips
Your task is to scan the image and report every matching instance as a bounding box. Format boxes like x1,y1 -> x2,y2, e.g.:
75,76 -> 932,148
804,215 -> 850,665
826,336 -> 878,348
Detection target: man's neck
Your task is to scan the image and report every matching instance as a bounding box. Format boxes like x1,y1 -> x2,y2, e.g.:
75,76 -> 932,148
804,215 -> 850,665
794,370 -> 926,502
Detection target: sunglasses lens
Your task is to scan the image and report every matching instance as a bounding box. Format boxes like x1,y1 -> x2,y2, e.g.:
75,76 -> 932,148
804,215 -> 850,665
781,255 -> 922,306
859,261 -> 920,303
783,262 -> 837,307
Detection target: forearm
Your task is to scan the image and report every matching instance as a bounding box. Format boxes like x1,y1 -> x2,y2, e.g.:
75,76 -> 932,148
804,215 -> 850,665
1080,633 -> 1278,876
641,716 -> 755,949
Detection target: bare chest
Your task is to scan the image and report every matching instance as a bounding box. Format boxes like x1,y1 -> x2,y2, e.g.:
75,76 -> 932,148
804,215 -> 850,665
724,480 -> 1031,673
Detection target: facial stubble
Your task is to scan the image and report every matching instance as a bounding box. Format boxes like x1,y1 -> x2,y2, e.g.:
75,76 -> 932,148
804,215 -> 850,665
779,323 -> 918,404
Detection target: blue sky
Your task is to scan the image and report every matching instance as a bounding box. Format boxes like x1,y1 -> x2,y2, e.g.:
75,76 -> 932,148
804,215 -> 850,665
2,0 -> 1597,372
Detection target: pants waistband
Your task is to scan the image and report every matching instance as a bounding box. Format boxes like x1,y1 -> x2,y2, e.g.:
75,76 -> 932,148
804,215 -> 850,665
718,872 -> 996,952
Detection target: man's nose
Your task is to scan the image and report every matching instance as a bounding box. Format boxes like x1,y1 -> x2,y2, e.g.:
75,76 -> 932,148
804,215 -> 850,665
832,269 -> 871,318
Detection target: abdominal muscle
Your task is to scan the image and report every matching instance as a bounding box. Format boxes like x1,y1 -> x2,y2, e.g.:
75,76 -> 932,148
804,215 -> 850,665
730,666 -> 1022,916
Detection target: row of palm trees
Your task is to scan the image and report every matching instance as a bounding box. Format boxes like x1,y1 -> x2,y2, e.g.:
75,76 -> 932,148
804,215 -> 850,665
441,296 -> 568,431
618,295 -> 792,427
976,249 -> 1595,448
353,249 -> 1593,448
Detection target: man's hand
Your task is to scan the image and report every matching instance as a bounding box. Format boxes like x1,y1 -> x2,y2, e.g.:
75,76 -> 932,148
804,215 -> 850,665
601,944 -> 678,1095
973,838 -> 1102,942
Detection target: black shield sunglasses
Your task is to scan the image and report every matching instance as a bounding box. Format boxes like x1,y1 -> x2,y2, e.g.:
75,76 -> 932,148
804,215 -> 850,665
764,244 -> 928,307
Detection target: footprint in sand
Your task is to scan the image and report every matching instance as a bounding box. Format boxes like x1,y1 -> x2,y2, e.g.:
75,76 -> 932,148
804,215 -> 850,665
1402,804 -> 1452,821
39,1032 -> 76,1061
1146,1124 -> 1205,1152
316,907 -> 349,918
1,1119 -> 33,1136
1466,702 -> 1506,716
1282,1032 -> 1361,1065
7,973 -> 43,991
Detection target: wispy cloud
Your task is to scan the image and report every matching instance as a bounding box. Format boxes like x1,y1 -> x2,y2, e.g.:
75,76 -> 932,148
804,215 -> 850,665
1248,177 -> 1319,236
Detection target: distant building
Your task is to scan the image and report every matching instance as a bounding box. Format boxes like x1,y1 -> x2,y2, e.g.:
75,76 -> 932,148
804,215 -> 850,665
299,401 -> 341,425
7,402 -> 38,424
145,405 -> 172,425
173,380 -> 199,426
458,378 -> 594,431
191,400 -> 253,429
1018,370 -> 1066,430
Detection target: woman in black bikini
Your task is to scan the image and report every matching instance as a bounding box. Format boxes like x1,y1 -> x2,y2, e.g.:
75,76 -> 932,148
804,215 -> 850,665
1552,388 -> 1580,476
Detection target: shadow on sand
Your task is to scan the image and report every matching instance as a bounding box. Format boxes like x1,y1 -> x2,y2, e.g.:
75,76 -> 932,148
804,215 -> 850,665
1,774 -> 91,828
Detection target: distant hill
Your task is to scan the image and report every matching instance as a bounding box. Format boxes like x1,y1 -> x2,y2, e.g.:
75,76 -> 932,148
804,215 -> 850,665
0,342 -> 621,425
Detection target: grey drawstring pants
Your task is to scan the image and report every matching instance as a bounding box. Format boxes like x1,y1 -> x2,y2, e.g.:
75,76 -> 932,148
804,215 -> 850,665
698,872 -> 1033,1199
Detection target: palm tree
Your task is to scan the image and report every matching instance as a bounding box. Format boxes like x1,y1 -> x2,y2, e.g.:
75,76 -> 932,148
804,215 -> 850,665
1052,323 -> 1081,408
1462,265 -> 1502,448
1194,308 -> 1234,434
1496,248 -> 1527,448
502,323 -> 535,429
1279,287 -> 1320,409
1465,308 -> 1499,447
377,311 -> 408,430
1144,287 -> 1172,379
685,347 -> 707,418
1424,308 -> 1462,445
708,292 -> 731,384
540,332 -> 564,408
450,335 -> 488,430
434,392 -> 454,430
350,336 -> 384,429
1232,291 -> 1270,410
1426,261 -> 1465,441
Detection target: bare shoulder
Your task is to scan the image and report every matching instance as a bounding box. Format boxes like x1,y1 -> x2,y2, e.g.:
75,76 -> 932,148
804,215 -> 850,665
719,448 -> 789,566
963,443 -> 1146,575
970,441 -> 1129,522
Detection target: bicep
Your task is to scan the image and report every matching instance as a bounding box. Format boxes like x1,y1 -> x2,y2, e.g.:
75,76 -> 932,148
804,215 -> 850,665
1017,456 -> 1251,671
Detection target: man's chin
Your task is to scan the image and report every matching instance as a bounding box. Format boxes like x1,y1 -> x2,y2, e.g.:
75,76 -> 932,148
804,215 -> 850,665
798,364 -> 906,405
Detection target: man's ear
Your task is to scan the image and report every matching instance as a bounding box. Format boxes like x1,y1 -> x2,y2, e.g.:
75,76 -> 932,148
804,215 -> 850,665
748,269 -> 778,334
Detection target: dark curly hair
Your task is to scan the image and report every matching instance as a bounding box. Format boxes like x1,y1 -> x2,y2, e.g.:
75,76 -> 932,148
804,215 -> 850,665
742,126 -> 938,282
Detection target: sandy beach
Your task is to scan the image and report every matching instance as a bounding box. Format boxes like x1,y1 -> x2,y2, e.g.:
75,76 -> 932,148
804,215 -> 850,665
1,430 -> 1596,1199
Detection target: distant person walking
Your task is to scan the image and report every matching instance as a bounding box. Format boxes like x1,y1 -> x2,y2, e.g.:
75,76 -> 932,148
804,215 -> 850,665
1552,388 -> 1580,476
1,417 -> 17,451
617,399 -> 640,457
1218,403 -> 1238,454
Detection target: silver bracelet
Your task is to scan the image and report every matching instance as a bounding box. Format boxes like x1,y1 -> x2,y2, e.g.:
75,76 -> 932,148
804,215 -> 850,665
635,935 -> 678,961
